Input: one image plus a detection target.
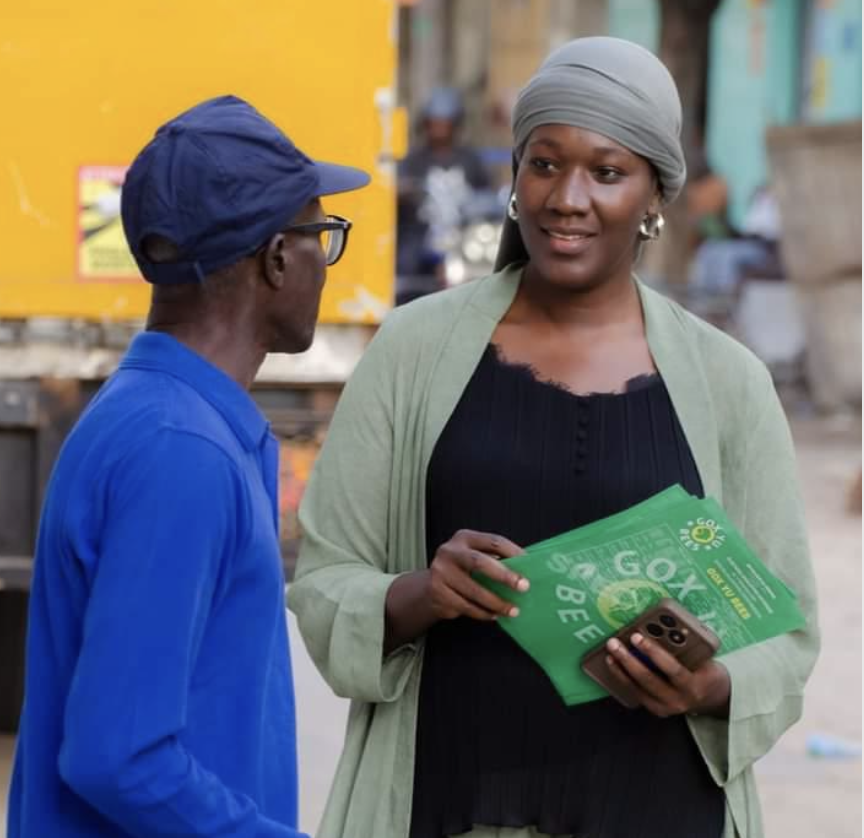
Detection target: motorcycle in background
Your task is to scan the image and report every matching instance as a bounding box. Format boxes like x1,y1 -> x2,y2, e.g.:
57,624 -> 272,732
395,180 -> 506,306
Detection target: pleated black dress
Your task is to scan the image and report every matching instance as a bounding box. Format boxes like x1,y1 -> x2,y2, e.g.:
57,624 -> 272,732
410,344 -> 724,838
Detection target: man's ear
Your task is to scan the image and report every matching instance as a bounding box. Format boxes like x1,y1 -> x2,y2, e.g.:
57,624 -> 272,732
262,233 -> 289,290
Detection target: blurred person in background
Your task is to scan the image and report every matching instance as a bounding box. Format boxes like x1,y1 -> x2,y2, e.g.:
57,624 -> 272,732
7,95 -> 368,838
690,184 -> 784,296
685,159 -> 733,245
396,86 -> 493,304
290,38 -> 818,838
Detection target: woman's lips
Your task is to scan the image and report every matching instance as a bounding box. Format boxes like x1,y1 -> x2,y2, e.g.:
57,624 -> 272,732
542,227 -> 597,256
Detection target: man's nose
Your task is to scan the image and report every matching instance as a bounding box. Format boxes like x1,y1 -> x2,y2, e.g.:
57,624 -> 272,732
547,169 -> 591,214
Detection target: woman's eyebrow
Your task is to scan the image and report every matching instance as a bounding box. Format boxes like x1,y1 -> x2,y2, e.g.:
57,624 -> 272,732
526,137 -> 562,151
592,146 -> 631,158
527,137 -> 632,160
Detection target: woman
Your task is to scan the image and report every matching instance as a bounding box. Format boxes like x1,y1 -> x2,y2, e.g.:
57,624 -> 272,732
288,38 -> 819,838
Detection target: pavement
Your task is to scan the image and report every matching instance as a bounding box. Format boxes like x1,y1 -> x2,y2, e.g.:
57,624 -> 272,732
751,415 -> 862,838
0,414 -> 860,837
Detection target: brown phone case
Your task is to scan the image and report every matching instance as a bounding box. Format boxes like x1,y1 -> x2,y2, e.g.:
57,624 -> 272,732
580,598 -> 721,709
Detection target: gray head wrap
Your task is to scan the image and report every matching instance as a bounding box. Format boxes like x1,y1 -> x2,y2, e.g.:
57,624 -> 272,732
495,37 -> 686,271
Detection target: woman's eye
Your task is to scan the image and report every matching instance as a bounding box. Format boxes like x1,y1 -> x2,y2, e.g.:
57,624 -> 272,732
529,157 -> 556,173
596,167 -> 624,182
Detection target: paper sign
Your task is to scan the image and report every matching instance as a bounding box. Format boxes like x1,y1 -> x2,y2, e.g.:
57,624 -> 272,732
78,165 -> 138,280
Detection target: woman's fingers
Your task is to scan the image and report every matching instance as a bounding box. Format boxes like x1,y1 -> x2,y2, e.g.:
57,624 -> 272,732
604,636 -> 688,712
605,655 -> 676,717
603,633 -> 733,718
461,530 -> 526,560
429,530 -> 529,621
435,585 -> 503,622
462,548 -> 529,592
453,530 -> 529,592
628,634 -> 689,682
448,554 -> 521,617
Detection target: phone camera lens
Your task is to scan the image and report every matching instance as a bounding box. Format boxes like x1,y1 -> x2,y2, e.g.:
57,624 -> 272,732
659,614 -> 677,628
646,623 -> 664,638
668,629 -> 686,645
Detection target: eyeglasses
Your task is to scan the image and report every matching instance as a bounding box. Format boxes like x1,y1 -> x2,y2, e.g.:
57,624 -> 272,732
282,214 -> 352,266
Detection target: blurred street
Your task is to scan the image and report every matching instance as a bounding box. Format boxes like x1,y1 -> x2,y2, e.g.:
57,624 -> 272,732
1,414 -> 859,836
1,2 -> 861,837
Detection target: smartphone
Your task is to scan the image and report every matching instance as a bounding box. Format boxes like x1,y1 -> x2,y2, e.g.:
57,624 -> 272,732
580,598 -> 721,709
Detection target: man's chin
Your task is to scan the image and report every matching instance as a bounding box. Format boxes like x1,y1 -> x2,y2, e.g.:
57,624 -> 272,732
266,326 -> 314,356
295,330 -> 316,354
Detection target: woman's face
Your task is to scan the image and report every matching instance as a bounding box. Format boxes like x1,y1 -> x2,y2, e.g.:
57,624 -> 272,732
515,124 -> 660,292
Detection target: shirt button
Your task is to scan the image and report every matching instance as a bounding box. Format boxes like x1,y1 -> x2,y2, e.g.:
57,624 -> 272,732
576,428 -> 588,440
578,412 -> 589,427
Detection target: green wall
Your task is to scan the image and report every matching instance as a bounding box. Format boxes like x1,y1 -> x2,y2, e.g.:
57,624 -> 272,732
802,0 -> 863,123
606,0 -> 659,51
706,0 -> 804,227
607,0 -> 860,229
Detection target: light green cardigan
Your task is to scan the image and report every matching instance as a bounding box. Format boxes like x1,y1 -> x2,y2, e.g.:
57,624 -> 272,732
288,265 -> 820,838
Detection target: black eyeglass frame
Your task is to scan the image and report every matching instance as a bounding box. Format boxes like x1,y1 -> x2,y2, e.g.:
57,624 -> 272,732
282,214 -> 353,266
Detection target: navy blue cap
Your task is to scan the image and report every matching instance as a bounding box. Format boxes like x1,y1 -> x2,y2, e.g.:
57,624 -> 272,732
421,87 -> 464,122
121,95 -> 371,284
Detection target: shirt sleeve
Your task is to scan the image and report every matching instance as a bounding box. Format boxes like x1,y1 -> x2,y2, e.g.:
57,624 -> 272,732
57,428 -> 308,838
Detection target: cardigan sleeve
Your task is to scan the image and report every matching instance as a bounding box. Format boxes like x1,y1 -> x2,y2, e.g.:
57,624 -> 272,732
689,365 -> 820,784
287,317 -> 419,704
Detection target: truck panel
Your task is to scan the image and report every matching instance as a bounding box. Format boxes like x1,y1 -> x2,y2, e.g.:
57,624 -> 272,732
0,0 -> 401,323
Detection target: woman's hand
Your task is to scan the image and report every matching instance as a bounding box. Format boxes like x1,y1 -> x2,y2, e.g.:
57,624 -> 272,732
426,529 -> 528,621
383,529 -> 527,654
604,632 -> 731,719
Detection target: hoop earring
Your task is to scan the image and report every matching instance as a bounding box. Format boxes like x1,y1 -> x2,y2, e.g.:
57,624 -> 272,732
638,212 -> 665,241
507,194 -> 519,221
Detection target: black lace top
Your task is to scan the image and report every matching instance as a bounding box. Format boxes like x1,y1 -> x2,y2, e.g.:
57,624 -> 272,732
410,344 -> 724,838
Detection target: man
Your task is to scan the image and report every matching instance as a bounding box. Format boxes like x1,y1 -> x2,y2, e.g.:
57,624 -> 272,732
396,87 -> 492,304
7,95 -> 369,838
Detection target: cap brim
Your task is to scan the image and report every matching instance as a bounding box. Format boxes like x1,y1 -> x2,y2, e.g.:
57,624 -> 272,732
313,160 -> 371,196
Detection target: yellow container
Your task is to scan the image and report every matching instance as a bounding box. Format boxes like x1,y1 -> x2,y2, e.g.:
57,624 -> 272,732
0,0 -> 403,324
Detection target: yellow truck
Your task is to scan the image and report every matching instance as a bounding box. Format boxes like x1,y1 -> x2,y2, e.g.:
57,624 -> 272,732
0,0 -> 404,729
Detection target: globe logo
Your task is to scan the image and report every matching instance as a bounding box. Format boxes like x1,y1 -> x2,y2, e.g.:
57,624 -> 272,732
691,523 -> 716,543
679,518 -> 726,552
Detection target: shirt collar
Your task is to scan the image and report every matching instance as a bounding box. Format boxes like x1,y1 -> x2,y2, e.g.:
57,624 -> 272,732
120,331 -> 270,452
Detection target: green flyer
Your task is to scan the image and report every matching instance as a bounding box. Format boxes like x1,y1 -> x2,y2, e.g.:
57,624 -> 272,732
479,487 -> 807,706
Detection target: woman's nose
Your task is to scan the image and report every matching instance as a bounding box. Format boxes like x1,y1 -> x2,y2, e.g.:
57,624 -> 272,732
547,170 -> 591,214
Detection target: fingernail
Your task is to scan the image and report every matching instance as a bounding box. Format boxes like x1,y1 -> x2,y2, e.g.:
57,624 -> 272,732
607,639 -> 621,652
509,606 -> 520,618
631,633 -> 644,646
516,578 -> 530,592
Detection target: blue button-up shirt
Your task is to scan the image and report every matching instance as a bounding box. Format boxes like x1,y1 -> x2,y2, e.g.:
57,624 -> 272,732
9,332 -> 307,838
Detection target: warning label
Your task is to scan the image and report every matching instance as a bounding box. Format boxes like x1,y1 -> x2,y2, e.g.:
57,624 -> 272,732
78,166 -> 139,280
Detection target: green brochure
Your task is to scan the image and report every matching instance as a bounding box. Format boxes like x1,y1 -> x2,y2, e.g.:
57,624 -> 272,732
526,485 -> 691,554
480,487 -> 807,706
